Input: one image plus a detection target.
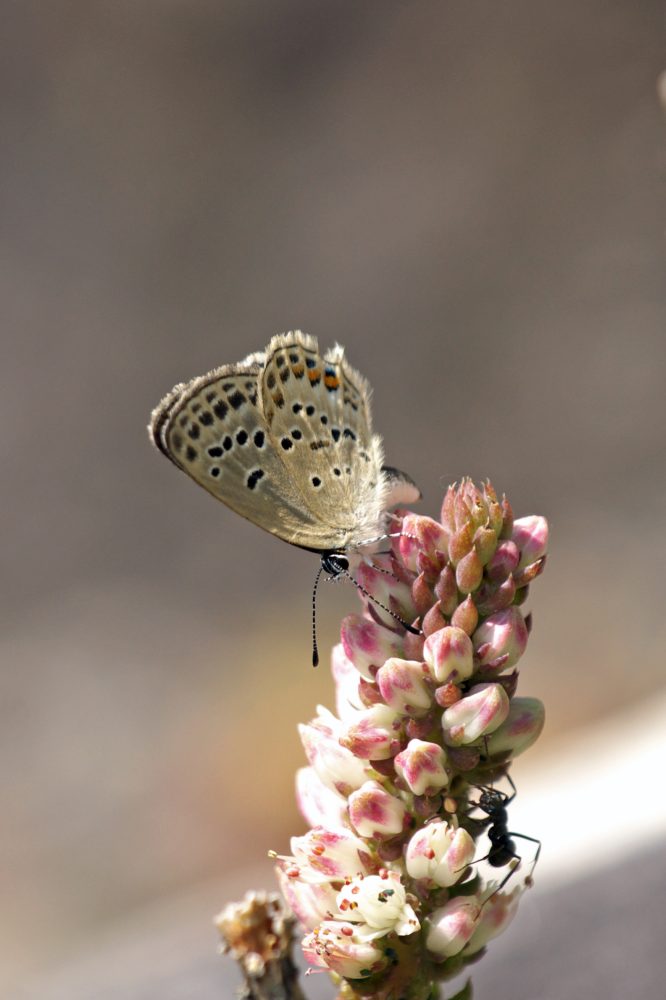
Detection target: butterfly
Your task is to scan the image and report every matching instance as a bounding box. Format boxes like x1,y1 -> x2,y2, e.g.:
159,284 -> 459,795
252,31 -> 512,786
149,331 -> 421,660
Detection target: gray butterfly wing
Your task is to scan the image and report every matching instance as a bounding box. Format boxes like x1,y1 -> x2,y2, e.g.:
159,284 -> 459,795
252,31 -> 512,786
150,332 -> 421,553
149,359 -> 324,545
258,332 -> 389,550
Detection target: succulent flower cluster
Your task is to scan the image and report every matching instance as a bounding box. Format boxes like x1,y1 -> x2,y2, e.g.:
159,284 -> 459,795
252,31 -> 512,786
275,480 -> 547,1000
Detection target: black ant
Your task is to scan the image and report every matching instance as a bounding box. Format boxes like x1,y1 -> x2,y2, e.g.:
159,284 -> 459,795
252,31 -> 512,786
466,774 -> 541,899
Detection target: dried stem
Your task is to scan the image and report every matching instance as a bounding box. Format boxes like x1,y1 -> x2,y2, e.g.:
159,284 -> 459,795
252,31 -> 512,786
216,892 -> 308,1000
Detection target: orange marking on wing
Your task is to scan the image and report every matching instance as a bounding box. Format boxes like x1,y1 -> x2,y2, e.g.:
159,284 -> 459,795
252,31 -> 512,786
324,374 -> 340,389
308,368 -> 321,383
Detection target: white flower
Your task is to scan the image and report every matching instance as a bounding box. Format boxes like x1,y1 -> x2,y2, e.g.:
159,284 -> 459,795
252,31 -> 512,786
335,872 -> 420,942
405,820 -> 475,887
303,920 -> 388,979
299,706 -> 372,795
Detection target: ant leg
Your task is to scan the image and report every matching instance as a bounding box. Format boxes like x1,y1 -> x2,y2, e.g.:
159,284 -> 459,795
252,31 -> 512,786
504,773 -> 517,805
507,832 -> 541,874
482,858 -> 522,903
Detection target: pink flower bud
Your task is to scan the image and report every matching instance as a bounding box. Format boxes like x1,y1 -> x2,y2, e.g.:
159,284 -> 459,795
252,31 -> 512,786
302,921 -> 388,979
500,495 -> 514,537
423,626 -> 474,684
464,886 -> 523,955
425,897 -> 482,958
394,513 -> 448,572
486,540 -> 520,582
512,515 -> 548,569
442,683 -> 510,746
473,607 -> 528,671
422,601 -> 447,637
394,739 -> 450,795
290,826 -> 373,882
405,820 -> 475,886
474,525 -> 498,566
296,767 -> 347,829
348,780 -> 407,839
299,708 -> 372,796
411,572 -> 434,616
485,697 -> 545,757
435,563 -> 458,615
434,682 -> 462,708
376,657 -> 432,716
451,594 -> 478,635
474,576 -> 517,615
339,704 -> 402,760
456,548 -> 484,593
340,615 -> 404,681
448,521 -> 474,565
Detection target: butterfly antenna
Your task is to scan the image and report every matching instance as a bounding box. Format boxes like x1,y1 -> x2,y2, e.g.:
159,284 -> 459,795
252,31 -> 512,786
311,563 -> 325,667
338,566 -> 421,636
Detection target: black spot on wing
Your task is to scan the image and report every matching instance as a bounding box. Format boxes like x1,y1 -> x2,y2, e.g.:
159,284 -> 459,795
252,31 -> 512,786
247,469 -> 265,490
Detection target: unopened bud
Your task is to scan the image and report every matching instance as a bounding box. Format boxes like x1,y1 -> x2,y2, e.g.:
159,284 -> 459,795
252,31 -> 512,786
456,549 -> 484,594
405,820 -> 475,887
473,607 -> 528,671
442,683 -> 510,746
348,780 -> 407,839
451,595 -> 479,635
394,739 -> 450,795
511,515 -> 548,569
339,704 -> 402,760
485,696 -> 545,758
376,658 -> 432,716
426,897 -> 481,958
424,626 -> 474,684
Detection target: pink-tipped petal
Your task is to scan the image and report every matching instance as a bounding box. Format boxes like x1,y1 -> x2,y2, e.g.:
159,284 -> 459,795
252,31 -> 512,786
348,780 -> 407,839
405,820 -> 475,886
376,657 -> 433,716
394,739 -> 450,795
442,683 -> 510,746
512,515 -> 549,569
426,897 -> 482,958
423,626 -> 474,684
339,704 -> 402,760
473,607 -> 528,671
340,615 -> 404,681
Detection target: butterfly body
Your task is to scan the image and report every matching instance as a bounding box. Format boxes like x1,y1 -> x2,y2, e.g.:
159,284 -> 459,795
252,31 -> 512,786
149,331 -> 419,556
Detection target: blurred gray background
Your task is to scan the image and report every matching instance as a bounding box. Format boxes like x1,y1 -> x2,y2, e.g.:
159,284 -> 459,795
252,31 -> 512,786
2,1 -> 665,997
